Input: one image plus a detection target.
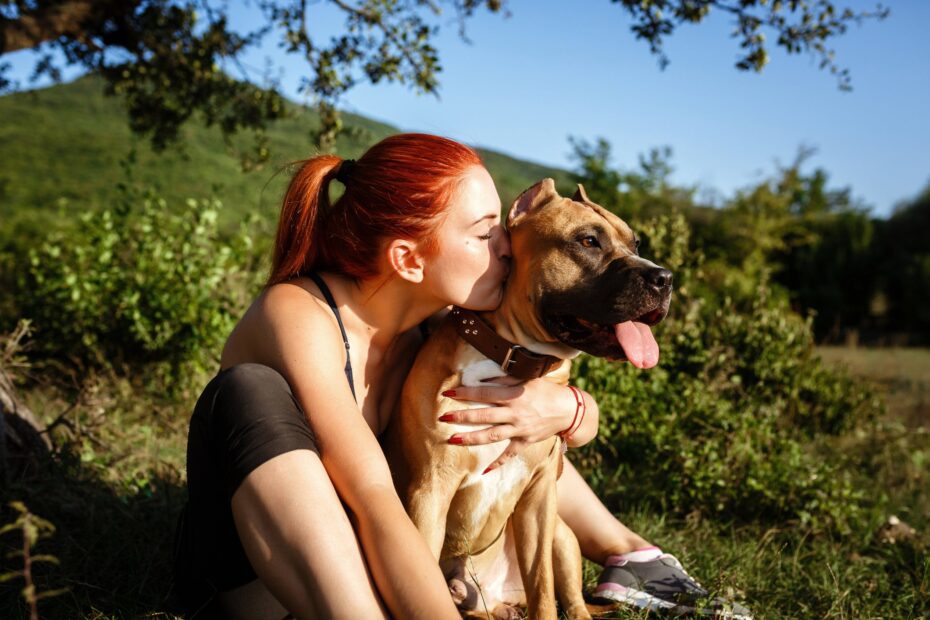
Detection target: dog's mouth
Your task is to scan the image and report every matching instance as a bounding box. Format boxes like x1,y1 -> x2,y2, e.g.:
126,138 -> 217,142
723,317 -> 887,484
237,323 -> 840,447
549,306 -> 666,368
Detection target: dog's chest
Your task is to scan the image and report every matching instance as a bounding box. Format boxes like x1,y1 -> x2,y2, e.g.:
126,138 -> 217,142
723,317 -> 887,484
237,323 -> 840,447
448,358 -> 533,527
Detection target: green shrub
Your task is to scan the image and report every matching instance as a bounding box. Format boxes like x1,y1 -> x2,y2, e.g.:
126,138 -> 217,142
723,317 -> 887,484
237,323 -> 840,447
573,213 -> 881,533
6,190 -> 263,394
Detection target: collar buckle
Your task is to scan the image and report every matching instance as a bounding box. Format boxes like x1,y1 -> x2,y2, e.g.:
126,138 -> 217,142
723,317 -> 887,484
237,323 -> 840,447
500,344 -> 523,373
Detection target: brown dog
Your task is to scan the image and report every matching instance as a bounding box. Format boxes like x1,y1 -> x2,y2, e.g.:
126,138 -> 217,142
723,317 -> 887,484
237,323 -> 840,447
385,178 -> 672,619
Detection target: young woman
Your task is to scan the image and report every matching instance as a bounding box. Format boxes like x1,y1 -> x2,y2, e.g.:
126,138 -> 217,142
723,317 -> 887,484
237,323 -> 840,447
172,133 -> 720,620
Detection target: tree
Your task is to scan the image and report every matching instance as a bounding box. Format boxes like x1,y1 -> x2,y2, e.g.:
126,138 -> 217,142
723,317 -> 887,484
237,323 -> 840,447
0,1 -> 888,156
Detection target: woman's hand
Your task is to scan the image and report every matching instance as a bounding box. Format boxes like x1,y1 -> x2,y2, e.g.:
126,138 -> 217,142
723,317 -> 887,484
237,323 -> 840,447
440,375 -> 580,473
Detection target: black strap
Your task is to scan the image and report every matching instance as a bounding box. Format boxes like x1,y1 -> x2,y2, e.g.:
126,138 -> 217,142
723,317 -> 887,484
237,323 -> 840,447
308,273 -> 357,402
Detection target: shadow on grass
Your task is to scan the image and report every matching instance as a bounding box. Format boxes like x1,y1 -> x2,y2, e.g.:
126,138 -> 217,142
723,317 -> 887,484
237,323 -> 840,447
1,447 -> 184,619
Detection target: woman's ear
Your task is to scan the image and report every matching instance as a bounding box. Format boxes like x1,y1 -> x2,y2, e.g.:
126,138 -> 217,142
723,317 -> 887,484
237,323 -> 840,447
387,238 -> 425,283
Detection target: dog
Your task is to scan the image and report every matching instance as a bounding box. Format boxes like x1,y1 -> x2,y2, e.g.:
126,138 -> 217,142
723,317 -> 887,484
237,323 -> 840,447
385,178 -> 672,619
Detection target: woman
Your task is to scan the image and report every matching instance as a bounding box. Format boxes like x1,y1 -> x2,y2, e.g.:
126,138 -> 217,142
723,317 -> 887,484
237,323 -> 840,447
172,133 -> 714,619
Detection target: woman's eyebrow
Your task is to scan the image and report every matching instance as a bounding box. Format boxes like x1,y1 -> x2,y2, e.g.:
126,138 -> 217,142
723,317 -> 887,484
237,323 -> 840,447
470,213 -> 498,226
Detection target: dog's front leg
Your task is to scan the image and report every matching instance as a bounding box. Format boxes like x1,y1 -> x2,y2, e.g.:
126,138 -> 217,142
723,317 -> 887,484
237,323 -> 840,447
406,470 -> 458,560
553,516 -> 592,620
512,463 -> 559,620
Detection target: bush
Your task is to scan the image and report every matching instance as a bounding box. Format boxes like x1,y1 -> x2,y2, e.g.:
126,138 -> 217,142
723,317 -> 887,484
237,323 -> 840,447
5,189 -> 264,395
572,213 -> 881,533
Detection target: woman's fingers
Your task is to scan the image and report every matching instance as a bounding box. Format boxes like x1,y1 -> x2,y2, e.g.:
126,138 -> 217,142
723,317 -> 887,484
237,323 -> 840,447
439,407 -> 513,426
448,424 -> 516,446
443,384 -> 523,404
482,440 -> 527,474
479,375 -> 524,386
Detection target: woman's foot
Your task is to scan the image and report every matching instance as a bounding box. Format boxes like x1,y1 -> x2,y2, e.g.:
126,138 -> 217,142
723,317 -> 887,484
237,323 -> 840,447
593,548 -> 753,619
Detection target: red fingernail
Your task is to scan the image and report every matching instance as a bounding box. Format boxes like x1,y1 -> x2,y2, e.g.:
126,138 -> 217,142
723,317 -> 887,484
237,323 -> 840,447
438,414 -> 454,422
442,390 -> 457,397
482,466 -> 493,475
448,436 -> 463,445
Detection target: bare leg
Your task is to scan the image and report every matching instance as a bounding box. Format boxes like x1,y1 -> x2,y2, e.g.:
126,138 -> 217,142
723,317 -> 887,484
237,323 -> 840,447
231,449 -> 388,620
556,459 -> 652,565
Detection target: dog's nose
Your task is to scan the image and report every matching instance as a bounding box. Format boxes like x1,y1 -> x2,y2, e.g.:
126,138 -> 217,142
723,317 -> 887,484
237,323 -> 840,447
643,267 -> 673,291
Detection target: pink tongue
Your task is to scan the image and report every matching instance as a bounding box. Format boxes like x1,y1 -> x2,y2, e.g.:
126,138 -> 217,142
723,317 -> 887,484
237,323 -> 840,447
614,321 -> 660,369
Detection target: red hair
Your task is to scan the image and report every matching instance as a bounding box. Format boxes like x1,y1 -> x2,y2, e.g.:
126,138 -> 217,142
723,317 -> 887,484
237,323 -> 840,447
268,133 -> 484,286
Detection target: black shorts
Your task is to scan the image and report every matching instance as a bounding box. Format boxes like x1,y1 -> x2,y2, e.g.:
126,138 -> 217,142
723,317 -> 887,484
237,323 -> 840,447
171,363 -> 318,618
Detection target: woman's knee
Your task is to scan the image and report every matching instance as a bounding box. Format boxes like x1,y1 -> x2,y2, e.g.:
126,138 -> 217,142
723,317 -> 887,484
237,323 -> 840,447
214,363 -> 293,406
194,363 -> 317,497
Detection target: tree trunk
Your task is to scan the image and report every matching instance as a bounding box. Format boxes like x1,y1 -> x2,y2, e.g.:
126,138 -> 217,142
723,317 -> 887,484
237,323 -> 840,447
0,364 -> 50,485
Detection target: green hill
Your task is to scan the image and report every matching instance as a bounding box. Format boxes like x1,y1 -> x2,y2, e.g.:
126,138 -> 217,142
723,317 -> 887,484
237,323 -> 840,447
0,75 -> 572,226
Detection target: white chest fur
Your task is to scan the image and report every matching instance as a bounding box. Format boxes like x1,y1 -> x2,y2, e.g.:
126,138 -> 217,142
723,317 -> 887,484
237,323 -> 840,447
448,358 -> 530,528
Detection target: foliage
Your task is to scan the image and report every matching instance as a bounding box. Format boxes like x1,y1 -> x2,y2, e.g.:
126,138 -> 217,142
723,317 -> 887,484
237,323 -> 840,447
876,185 -> 930,342
566,138 -> 887,530
0,0 -> 505,154
0,75 -> 571,225
0,501 -> 66,619
0,1 -> 886,156
571,211 -> 881,532
570,135 -> 930,345
569,137 -> 697,222
3,185 -> 263,395
611,0 -> 889,89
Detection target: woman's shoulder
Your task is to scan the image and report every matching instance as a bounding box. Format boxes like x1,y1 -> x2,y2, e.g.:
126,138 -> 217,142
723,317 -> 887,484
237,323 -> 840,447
222,278 -> 344,369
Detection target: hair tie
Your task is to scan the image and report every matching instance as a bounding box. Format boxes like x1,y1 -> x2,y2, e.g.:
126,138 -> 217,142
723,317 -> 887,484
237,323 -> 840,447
335,159 -> 356,184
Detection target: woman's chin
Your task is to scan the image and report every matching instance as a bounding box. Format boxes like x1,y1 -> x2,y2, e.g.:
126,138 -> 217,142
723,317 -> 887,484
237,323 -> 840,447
460,284 -> 504,312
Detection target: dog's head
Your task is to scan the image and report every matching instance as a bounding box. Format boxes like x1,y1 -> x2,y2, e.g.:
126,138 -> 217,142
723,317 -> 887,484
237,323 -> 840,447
503,178 -> 672,368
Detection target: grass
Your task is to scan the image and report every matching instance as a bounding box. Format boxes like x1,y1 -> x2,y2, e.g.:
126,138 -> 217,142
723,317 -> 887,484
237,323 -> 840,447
1,347 -> 927,619
817,346 -> 930,429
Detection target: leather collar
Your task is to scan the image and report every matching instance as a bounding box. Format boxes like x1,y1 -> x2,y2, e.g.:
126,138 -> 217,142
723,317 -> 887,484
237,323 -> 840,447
448,307 -> 561,380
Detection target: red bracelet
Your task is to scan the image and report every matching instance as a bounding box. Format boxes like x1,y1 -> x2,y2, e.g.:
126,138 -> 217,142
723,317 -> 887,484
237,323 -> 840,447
559,385 -> 586,441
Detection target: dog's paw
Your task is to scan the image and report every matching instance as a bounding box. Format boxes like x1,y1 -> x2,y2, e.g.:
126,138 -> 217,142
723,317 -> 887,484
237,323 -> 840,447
448,577 -> 468,606
492,604 -> 523,620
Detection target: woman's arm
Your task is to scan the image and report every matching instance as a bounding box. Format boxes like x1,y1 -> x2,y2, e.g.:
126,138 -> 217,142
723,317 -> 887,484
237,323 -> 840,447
257,286 -> 459,619
438,377 -> 600,473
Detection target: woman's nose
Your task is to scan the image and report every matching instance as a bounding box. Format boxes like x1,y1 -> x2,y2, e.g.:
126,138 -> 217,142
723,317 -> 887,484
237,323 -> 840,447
495,227 -> 512,259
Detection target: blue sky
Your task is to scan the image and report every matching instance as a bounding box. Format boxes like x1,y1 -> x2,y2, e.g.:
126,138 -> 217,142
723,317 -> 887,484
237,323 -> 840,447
6,0 -> 929,216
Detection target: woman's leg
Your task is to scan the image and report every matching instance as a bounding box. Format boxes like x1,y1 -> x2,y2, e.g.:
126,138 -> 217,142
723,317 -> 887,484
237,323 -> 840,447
232,449 -> 387,619
180,363 -> 386,620
556,458 -> 652,565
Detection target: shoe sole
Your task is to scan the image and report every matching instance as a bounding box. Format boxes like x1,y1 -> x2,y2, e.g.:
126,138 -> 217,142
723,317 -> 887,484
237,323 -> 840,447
593,583 -> 677,612
593,584 -> 754,619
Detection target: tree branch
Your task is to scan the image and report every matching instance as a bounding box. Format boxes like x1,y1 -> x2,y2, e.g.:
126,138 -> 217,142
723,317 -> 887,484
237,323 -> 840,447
0,1 -> 98,54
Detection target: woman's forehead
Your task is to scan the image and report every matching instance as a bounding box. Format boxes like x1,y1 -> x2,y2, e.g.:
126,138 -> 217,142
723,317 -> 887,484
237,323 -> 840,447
448,166 -> 501,225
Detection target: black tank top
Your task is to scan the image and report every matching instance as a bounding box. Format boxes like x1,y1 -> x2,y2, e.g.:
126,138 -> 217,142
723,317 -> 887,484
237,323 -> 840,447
308,272 -> 357,402
307,272 -> 431,405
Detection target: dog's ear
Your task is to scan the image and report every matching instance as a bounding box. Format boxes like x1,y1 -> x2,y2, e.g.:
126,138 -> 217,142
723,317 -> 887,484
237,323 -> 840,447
572,184 -> 591,204
507,178 -> 559,227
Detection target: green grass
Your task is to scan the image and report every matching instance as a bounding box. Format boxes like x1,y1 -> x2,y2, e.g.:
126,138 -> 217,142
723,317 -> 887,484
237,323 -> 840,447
817,346 -> 930,429
1,348 -> 927,619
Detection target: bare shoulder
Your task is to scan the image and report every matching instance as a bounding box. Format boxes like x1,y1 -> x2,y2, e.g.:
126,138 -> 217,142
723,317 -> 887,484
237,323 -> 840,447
222,279 -> 345,372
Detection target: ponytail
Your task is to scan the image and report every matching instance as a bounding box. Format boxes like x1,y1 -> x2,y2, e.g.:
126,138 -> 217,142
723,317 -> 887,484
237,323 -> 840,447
268,155 -> 341,286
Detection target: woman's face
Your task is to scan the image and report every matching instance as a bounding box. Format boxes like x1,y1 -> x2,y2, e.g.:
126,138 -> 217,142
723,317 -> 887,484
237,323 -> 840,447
424,165 -> 511,311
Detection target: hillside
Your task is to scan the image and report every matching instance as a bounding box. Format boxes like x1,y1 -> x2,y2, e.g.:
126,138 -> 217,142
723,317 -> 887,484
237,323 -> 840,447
0,75 -> 572,225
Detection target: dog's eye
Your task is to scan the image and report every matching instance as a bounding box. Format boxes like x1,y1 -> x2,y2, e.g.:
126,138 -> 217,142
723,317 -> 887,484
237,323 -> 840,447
580,236 -> 600,249
634,237 -> 641,253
